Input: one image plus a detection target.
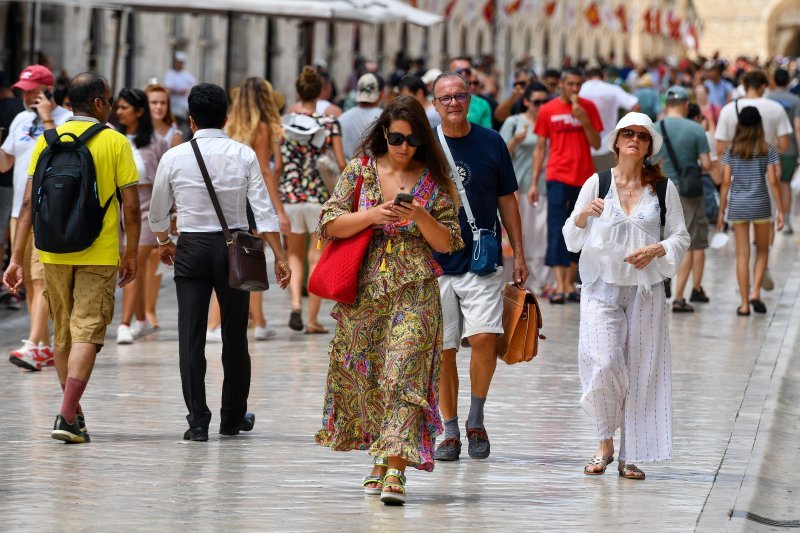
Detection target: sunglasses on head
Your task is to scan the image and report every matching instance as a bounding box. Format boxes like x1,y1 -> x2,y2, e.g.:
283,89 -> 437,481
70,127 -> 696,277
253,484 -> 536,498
619,128 -> 651,141
385,130 -> 422,148
434,92 -> 469,106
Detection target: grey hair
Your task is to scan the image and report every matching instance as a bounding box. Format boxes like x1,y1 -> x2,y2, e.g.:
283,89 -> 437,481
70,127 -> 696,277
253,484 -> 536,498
560,67 -> 584,81
432,71 -> 469,97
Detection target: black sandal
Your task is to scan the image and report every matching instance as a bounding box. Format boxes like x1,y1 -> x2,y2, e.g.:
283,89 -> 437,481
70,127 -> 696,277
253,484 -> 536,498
750,299 -> 767,314
672,299 -> 694,313
736,305 -> 750,316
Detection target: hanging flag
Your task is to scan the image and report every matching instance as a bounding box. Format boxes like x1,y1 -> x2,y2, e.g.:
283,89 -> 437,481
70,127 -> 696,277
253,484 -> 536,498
615,4 -> 627,33
643,8 -> 652,34
585,2 -> 600,26
444,0 -> 458,18
668,12 -> 682,41
504,0 -> 523,15
544,0 -> 556,17
653,8 -> 662,35
483,0 -> 495,22
409,0 -> 418,6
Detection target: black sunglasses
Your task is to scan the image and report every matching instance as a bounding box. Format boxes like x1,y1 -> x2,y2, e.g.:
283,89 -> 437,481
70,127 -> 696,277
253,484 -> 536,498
385,130 -> 422,148
530,99 -> 547,106
513,80 -> 527,88
619,128 -> 651,141
455,67 -> 472,77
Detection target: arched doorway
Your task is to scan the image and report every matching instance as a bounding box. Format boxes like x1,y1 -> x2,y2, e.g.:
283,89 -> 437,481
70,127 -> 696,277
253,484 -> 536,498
768,0 -> 800,56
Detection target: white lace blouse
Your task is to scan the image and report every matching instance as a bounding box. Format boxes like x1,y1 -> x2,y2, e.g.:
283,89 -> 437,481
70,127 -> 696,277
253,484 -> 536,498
562,172 -> 690,293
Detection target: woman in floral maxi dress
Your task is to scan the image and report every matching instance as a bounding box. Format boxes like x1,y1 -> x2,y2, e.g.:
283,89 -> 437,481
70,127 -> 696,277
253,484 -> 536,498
315,96 -> 463,505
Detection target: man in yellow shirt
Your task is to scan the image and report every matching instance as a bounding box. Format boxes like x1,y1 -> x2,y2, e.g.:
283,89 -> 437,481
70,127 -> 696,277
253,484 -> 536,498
2,72 -> 140,443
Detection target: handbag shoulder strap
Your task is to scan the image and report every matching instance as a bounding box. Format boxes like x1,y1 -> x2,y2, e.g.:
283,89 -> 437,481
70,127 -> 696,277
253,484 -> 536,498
352,158 -> 367,213
659,120 -> 683,174
437,125 -> 478,235
190,138 -> 233,244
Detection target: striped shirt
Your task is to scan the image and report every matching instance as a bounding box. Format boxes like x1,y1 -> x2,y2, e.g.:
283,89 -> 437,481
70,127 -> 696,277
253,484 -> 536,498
722,145 -> 778,221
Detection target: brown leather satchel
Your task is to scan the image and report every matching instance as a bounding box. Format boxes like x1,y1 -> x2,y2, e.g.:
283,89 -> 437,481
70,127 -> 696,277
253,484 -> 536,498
190,139 -> 268,292
496,283 -> 545,365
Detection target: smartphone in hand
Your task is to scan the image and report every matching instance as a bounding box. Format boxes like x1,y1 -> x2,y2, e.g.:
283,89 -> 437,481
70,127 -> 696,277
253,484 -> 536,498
394,192 -> 414,205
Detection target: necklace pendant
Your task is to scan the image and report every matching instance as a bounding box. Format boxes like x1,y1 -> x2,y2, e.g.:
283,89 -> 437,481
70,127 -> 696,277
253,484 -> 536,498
400,186 -> 405,191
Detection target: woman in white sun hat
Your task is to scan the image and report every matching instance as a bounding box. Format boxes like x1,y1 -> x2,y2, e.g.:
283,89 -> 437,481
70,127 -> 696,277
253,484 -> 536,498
562,112 -> 689,480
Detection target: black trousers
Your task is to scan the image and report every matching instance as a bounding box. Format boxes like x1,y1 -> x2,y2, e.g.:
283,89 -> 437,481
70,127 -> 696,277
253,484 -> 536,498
174,231 -> 250,430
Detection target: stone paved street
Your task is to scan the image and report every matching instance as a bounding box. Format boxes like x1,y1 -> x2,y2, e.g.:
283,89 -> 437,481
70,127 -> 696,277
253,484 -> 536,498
1,231 -> 799,531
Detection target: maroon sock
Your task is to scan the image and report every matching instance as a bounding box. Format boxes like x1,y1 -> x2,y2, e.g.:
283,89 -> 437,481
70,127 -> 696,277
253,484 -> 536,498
61,378 -> 88,424
60,381 -> 82,414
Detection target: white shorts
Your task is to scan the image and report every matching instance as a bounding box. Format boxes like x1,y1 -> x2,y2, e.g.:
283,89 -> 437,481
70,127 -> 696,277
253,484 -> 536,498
284,203 -> 323,234
438,268 -> 504,351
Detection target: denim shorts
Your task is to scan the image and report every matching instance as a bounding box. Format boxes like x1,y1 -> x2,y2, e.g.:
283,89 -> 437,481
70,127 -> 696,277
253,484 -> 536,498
545,181 -> 581,267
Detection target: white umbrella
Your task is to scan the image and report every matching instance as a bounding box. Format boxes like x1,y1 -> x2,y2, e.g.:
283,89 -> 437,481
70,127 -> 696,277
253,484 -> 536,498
324,0 -> 443,26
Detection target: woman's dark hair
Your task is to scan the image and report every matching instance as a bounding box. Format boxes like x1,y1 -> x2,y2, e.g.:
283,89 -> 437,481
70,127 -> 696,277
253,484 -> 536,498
296,66 -> 322,102
117,87 -> 154,149
523,82 -> 548,100
611,131 -> 666,192
358,95 -> 459,206
687,102 -> 702,121
67,72 -> 107,114
188,83 -> 228,129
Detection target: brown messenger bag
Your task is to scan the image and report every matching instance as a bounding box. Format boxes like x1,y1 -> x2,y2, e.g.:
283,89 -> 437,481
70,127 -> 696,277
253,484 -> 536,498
496,283 -> 545,365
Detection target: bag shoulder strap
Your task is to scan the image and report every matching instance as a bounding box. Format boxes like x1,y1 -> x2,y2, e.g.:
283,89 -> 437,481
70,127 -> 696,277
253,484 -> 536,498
437,125 -> 478,235
352,157 -> 369,213
190,138 -> 232,244
43,128 -> 59,146
597,169 -> 612,199
655,179 -> 667,229
659,120 -> 682,173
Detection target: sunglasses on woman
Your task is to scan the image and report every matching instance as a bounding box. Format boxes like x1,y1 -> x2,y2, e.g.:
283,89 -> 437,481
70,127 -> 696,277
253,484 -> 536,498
619,128 -> 651,142
385,130 -> 422,148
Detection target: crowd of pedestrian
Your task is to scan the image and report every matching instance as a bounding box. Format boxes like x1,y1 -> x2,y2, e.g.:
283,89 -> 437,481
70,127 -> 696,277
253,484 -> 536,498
1,48 -> 799,505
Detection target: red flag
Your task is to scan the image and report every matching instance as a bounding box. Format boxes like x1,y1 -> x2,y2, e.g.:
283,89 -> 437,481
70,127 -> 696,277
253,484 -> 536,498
483,0 -> 495,22
444,0 -> 457,18
668,13 -> 682,41
654,9 -> 662,35
544,0 -> 556,17
504,0 -> 522,15
690,24 -> 699,51
409,0 -> 417,6
585,2 -> 600,26
643,9 -> 652,34
615,4 -> 627,33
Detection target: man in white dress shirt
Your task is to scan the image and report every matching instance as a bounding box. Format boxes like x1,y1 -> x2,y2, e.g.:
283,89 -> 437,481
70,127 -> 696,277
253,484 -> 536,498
149,83 -> 291,442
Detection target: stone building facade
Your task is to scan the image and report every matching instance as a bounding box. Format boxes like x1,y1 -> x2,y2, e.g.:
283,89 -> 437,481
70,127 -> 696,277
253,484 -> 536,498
1,0 -> 702,104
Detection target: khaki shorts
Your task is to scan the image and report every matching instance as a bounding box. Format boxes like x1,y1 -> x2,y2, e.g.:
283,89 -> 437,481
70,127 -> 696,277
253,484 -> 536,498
679,194 -> 709,250
43,264 -> 118,353
9,218 -> 44,281
439,268 -> 505,351
284,202 -> 323,234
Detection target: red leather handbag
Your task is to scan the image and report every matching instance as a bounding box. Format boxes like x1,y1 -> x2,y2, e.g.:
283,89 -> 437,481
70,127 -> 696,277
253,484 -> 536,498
308,163 -> 373,304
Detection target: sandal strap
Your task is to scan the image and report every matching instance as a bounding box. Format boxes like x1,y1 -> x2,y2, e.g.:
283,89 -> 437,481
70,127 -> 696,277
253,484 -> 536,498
362,475 -> 384,487
619,462 -> 645,476
374,456 -> 388,467
588,455 -> 614,466
383,468 -> 406,486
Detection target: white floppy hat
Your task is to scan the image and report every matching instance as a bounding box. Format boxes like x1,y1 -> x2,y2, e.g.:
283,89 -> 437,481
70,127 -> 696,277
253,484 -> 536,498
604,112 -> 663,155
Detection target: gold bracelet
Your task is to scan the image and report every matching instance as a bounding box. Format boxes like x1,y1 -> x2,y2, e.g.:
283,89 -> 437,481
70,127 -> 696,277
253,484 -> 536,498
157,236 -> 171,246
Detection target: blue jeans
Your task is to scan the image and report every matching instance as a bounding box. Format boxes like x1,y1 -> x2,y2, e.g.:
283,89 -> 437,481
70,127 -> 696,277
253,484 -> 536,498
545,181 -> 581,267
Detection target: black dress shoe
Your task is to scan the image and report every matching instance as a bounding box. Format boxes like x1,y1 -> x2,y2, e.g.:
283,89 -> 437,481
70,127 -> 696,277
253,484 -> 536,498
219,412 -> 255,435
183,427 -> 208,441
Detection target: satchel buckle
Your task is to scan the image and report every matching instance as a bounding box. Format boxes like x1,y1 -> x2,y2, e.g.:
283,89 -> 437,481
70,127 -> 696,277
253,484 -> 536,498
226,239 -> 234,246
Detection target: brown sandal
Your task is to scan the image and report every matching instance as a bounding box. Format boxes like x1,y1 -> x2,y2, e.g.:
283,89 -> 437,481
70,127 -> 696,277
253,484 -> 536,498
618,461 -> 646,480
304,324 -> 329,334
584,455 -> 614,475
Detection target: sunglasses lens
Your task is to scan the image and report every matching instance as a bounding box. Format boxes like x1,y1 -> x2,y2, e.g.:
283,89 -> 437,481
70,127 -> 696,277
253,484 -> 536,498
387,132 -> 404,146
406,135 -> 422,148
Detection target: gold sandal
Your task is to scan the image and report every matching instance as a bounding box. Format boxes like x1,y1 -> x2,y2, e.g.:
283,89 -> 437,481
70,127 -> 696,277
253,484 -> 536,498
618,461 -> 646,480
584,455 -> 614,475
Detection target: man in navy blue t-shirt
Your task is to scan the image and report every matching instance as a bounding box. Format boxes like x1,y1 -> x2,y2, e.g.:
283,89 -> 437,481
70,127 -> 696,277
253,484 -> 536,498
432,72 -> 528,461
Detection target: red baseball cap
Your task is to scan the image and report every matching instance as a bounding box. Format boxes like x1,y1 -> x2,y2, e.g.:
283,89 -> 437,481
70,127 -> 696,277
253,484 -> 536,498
12,65 -> 54,91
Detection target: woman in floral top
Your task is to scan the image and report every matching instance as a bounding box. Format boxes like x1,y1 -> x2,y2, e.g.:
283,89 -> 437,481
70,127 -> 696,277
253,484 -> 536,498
280,66 -> 346,333
315,96 -> 463,505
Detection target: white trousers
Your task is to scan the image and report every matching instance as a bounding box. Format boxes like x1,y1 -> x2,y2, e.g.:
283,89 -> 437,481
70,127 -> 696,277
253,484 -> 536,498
578,279 -> 673,463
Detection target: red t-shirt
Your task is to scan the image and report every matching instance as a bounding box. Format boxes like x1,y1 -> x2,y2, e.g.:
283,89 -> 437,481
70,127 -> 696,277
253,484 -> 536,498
534,97 -> 603,187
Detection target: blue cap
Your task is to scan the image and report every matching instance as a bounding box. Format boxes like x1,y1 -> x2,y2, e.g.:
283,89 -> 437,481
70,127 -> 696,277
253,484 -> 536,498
665,85 -> 690,101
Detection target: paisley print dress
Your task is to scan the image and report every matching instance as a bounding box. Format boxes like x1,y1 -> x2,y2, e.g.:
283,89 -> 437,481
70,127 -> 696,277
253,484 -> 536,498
314,157 -> 463,471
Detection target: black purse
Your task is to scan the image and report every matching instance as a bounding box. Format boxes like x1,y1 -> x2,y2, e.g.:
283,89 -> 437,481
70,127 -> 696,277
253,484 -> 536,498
190,139 -> 268,292
660,120 -> 703,198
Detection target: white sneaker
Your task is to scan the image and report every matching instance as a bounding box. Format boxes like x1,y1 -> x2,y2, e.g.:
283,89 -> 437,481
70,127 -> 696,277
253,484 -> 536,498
206,327 -> 222,343
9,340 -> 42,371
254,325 -> 277,341
117,324 -> 134,345
131,320 -> 155,339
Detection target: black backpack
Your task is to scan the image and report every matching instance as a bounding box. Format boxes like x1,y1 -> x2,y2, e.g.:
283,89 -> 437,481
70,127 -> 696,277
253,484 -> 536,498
31,123 -> 112,253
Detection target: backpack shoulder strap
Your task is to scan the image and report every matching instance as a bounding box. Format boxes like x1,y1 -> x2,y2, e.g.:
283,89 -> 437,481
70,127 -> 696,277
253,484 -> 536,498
76,123 -> 107,144
655,179 -> 668,228
597,169 -> 612,199
43,128 -> 59,146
